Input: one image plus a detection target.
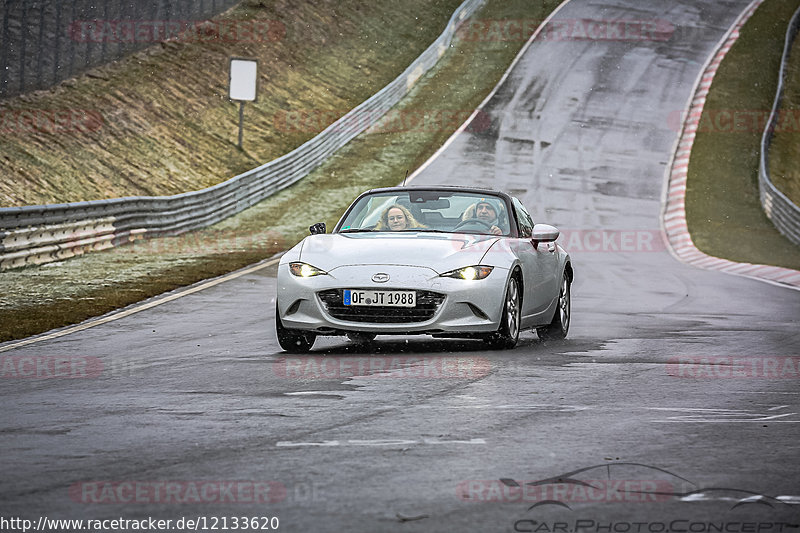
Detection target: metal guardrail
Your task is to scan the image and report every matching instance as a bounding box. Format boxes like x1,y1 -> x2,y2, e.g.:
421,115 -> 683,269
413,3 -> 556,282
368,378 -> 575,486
759,5 -> 800,247
0,0 -> 484,270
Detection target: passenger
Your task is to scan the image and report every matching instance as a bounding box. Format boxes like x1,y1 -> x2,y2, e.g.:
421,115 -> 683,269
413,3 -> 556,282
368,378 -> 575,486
375,205 -> 425,231
462,198 -> 506,235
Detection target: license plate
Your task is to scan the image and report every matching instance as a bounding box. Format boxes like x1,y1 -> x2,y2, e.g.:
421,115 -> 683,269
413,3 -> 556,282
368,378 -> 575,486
343,290 -> 416,307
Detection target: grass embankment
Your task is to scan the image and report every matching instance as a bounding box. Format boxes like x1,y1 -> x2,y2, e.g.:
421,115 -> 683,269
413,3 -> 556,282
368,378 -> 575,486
0,0 -> 561,342
685,0 -> 800,269
0,0 -> 464,206
768,13 -> 800,207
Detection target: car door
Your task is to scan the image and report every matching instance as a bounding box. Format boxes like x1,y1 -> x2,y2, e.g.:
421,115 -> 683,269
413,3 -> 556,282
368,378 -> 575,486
510,197 -> 559,322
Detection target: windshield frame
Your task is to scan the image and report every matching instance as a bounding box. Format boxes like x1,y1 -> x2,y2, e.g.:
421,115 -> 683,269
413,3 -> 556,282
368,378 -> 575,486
332,187 -> 520,238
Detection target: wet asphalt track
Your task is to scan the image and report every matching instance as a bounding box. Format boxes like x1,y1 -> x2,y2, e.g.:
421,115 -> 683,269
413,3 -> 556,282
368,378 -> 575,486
2,0 -> 799,531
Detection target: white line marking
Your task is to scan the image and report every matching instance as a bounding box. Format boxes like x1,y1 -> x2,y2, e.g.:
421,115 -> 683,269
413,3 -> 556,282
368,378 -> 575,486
347,439 -> 419,446
683,493 -> 800,504
276,438 -> 486,447
285,391 -> 345,397
647,407 -> 752,413
728,391 -> 800,395
654,420 -> 800,423
653,412 -> 797,423
277,440 -> 341,447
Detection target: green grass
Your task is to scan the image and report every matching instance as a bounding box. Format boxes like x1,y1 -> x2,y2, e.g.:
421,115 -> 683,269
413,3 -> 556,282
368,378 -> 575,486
768,15 -> 800,207
685,0 -> 800,269
0,0 -> 560,342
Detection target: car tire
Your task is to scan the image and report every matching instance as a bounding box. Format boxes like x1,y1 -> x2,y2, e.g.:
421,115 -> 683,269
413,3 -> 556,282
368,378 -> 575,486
346,332 -> 377,344
537,273 -> 570,341
275,307 -> 316,353
485,275 -> 521,350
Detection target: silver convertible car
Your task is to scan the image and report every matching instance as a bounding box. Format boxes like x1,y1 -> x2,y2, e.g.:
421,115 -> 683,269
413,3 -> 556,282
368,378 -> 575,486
275,186 -> 572,352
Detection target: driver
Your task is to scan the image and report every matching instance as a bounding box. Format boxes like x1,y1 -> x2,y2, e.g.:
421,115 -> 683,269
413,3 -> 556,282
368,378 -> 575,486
462,198 -> 506,235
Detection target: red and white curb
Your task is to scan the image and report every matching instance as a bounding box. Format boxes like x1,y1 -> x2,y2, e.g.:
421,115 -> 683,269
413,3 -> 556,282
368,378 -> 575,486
662,0 -> 800,290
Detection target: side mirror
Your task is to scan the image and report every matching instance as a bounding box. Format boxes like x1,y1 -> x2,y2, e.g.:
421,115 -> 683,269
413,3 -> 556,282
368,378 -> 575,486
531,223 -> 559,243
309,222 -> 326,235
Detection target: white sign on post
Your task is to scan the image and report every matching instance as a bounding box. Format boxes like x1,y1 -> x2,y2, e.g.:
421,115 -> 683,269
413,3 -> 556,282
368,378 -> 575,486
229,58 -> 258,101
229,58 -> 258,148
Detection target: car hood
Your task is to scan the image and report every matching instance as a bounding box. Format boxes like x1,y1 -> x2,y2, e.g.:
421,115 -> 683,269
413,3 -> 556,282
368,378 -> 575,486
298,232 -> 502,274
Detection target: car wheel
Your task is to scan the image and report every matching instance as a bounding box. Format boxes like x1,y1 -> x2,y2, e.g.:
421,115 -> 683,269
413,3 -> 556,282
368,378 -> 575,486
346,332 -> 377,344
275,307 -> 316,353
485,275 -> 521,350
537,274 -> 570,341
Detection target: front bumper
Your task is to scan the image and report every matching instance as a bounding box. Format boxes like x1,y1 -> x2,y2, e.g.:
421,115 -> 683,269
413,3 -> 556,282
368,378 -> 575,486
276,264 -> 509,335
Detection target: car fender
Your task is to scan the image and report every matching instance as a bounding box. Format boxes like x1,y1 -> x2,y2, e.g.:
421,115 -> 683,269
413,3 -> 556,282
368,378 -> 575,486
479,238 -> 521,271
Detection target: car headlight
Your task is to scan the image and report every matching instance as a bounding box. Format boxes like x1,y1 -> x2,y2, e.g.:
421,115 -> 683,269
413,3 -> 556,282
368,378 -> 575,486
289,262 -> 328,277
440,265 -> 494,280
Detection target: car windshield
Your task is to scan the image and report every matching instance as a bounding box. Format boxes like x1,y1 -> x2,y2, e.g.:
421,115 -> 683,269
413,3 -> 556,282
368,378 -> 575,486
337,190 -> 511,236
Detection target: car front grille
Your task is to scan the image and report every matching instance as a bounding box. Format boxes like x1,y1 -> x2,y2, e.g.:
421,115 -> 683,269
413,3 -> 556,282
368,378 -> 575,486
317,289 -> 445,323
